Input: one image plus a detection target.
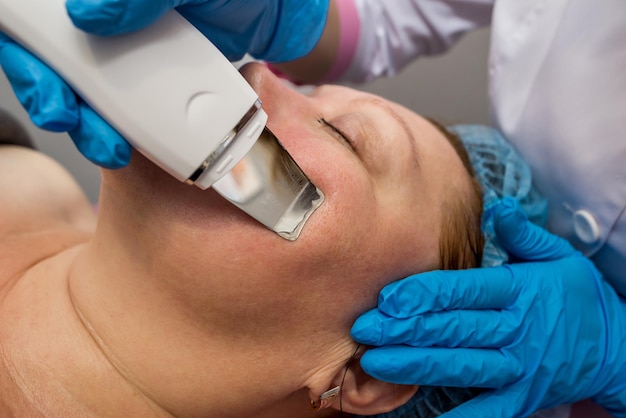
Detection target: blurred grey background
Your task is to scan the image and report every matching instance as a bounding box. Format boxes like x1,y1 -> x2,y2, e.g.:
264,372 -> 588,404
0,28 -> 490,203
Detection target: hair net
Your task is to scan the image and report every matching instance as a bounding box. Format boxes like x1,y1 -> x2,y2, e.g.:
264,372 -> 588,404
356,125 -> 552,418
450,124 -> 548,267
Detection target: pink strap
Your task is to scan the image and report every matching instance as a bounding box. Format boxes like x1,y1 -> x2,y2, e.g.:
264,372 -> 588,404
320,0 -> 360,83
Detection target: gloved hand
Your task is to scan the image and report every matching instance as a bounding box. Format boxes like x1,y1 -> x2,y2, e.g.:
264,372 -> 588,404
0,33 -> 130,168
65,0 -> 330,62
1,0 -> 329,168
351,197 -> 626,418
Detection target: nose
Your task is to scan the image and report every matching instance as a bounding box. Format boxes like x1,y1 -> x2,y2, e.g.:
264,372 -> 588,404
239,62 -> 282,96
239,62 -> 308,120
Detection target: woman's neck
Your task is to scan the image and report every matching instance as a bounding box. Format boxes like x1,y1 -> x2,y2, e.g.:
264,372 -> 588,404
64,160 -> 358,417
0,244 -> 172,417
66,226 -> 327,418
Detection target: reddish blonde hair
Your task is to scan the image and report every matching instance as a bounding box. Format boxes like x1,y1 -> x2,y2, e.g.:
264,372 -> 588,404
430,120 -> 484,270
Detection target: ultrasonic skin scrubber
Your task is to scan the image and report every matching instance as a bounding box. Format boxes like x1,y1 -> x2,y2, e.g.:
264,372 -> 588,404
0,1 -> 324,241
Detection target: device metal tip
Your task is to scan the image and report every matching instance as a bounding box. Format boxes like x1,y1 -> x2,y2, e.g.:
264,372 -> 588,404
212,128 -> 324,240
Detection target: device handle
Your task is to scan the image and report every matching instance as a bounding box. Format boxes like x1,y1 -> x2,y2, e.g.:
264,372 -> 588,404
0,0 -> 261,185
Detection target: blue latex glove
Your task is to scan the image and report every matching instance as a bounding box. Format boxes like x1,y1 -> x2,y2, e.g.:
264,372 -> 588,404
65,0 -> 330,62
351,198 -> 626,417
1,0 -> 329,167
0,33 -> 131,168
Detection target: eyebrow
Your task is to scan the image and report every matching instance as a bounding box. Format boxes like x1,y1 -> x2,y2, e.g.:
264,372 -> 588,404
358,97 -> 420,169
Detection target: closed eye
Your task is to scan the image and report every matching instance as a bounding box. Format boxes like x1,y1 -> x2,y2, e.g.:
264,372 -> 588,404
318,117 -> 356,152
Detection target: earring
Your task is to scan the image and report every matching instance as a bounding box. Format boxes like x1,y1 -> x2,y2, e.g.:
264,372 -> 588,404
310,386 -> 341,410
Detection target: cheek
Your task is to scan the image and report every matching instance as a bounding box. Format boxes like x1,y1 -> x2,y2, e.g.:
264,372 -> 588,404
363,181 -> 444,276
271,124 -> 439,272
294,157 -> 375,258
272,129 -> 386,274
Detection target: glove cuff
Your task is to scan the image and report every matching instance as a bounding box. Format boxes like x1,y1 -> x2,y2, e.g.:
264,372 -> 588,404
257,0 -> 331,62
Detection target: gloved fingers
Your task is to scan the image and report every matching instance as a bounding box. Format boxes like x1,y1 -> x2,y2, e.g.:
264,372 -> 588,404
359,346 -> 521,388
494,197 -> 577,261
0,33 -> 131,167
65,0 -> 191,36
439,386 -> 529,418
68,102 -> 131,168
351,308 -> 518,348
0,36 -> 80,131
376,268 -> 516,318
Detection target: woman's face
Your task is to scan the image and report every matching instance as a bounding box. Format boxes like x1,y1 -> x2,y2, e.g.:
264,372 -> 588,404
122,62 -> 475,344
234,63 -> 472,269
190,63 -> 476,325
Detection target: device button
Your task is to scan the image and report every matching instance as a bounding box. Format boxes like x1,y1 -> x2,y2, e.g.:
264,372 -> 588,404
572,210 -> 601,244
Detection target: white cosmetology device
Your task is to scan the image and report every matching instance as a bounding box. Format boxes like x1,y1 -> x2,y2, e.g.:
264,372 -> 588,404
0,0 -> 324,240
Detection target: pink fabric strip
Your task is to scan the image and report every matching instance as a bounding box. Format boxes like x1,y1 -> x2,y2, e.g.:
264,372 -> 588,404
320,0 -> 361,83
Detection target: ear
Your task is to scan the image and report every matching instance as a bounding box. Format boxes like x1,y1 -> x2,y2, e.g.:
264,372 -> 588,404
330,356 -> 418,415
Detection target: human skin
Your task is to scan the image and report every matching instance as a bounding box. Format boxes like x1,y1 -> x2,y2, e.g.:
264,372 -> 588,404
0,63 -> 476,417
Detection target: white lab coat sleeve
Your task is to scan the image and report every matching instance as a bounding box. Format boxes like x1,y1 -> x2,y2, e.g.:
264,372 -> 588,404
337,0 -> 495,83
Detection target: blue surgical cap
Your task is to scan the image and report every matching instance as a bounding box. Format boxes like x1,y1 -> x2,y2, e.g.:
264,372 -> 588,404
450,124 -> 548,267
356,124 -> 548,418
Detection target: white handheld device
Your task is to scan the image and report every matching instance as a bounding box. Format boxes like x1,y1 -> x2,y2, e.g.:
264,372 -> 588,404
0,0 -> 324,240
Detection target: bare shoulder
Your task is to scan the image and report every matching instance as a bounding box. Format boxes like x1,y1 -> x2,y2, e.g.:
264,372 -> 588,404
0,113 -> 96,288
0,145 -> 96,234
0,109 -> 95,235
